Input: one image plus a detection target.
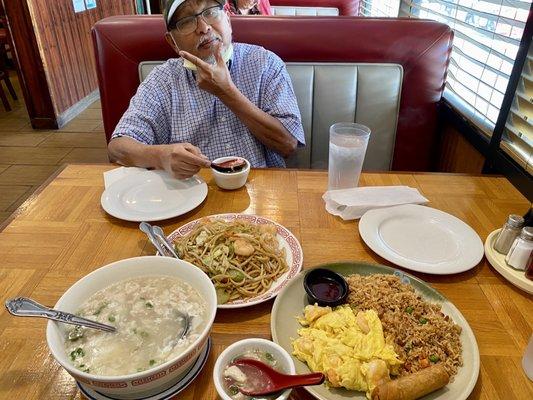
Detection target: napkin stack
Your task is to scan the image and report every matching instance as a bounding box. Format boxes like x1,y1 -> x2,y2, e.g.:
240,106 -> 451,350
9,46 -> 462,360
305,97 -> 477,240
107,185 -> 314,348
323,186 -> 429,220
103,166 -> 147,189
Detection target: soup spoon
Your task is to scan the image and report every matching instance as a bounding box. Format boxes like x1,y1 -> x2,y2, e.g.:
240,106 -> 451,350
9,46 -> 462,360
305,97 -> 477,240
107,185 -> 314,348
232,358 -> 325,396
5,297 -> 116,333
210,158 -> 247,173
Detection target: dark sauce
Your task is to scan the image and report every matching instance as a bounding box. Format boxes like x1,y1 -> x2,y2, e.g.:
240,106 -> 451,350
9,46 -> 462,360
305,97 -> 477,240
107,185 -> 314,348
310,277 -> 342,301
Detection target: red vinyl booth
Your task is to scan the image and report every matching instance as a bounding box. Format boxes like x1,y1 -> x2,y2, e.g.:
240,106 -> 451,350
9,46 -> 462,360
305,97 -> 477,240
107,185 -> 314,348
92,16 -> 452,171
269,0 -> 360,15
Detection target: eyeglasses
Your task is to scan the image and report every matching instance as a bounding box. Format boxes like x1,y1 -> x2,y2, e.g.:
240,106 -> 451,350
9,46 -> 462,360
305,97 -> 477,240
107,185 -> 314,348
170,5 -> 223,35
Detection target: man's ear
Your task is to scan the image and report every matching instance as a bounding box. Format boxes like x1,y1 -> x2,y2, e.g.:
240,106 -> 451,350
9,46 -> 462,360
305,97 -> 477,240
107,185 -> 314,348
165,32 -> 180,54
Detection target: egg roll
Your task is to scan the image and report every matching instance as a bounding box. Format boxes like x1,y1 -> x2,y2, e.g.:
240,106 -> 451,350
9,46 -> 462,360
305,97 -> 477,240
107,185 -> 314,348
371,364 -> 449,400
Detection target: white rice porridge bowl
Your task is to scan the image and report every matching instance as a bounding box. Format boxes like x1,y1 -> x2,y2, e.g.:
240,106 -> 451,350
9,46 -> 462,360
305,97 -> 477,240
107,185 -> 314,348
46,256 -> 217,399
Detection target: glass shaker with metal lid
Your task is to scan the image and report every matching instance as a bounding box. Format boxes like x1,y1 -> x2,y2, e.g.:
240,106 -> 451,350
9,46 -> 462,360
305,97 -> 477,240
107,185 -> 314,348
494,214 -> 525,254
505,226 -> 533,271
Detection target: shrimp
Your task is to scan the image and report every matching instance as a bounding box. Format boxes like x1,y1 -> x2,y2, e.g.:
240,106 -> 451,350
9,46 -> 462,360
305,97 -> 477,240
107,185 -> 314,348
233,239 -> 254,256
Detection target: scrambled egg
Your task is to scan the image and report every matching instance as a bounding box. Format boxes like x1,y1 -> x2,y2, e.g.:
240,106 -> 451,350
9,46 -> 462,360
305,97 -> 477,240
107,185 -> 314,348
292,305 -> 401,397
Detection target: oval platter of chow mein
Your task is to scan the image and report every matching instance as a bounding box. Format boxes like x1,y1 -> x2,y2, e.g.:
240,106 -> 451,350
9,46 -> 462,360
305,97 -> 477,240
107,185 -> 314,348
167,213 -> 303,309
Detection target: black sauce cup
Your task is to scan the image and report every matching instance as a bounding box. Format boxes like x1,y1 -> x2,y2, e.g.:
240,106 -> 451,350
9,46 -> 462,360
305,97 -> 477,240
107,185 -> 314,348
303,268 -> 349,307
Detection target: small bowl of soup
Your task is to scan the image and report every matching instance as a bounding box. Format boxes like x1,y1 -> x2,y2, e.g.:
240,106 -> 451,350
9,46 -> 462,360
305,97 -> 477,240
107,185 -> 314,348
46,256 -> 217,399
213,338 -> 295,400
210,156 -> 250,190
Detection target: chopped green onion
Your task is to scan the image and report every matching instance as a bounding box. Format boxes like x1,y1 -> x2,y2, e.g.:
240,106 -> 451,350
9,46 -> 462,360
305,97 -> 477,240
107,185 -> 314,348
229,385 -> 239,395
149,359 -> 156,366
429,355 -> 440,363
216,288 -> 230,304
83,368 -> 90,373
229,270 -> 245,282
93,304 -> 107,315
140,331 -> 149,338
70,348 -> 85,361
419,317 -> 428,324
405,306 -> 414,314
145,302 -> 153,308
265,352 -> 274,362
108,315 -> 116,322
140,297 -> 146,301
79,364 -> 85,368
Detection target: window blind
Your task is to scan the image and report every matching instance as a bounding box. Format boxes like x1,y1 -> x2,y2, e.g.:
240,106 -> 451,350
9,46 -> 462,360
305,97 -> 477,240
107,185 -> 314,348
500,41 -> 533,174
400,0 -> 532,136
359,0 -> 401,17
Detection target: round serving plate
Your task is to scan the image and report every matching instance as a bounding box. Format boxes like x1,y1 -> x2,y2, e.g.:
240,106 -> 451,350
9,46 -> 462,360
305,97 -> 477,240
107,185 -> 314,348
167,213 -> 303,309
359,204 -> 484,274
485,229 -> 533,294
271,262 -> 480,400
77,338 -> 211,400
101,170 -> 207,222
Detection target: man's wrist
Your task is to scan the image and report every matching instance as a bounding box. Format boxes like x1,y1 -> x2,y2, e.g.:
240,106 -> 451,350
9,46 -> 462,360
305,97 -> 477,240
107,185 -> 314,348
218,83 -> 242,106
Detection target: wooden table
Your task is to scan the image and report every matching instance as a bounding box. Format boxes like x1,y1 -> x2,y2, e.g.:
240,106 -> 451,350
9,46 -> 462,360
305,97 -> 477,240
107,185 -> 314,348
0,164 -> 532,399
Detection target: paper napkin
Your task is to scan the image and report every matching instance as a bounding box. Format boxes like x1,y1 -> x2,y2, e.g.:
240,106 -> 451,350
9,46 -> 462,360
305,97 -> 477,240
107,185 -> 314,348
323,186 -> 429,220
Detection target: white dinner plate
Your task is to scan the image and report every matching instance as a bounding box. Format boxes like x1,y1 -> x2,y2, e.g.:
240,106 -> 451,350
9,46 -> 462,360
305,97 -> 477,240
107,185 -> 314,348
77,337 -> 211,400
167,213 -> 303,309
359,204 -> 483,274
101,170 -> 208,222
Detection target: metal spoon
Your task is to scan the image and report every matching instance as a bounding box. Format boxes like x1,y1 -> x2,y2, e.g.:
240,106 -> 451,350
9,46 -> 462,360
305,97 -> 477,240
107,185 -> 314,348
140,222 -> 179,258
233,358 -> 324,396
152,225 -> 180,259
5,297 -> 116,333
175,310 -> 191,342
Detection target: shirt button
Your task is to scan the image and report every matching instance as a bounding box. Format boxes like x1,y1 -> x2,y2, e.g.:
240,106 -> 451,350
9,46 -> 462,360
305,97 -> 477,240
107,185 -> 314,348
221,117 -> 227,122
225,144 -> 230,149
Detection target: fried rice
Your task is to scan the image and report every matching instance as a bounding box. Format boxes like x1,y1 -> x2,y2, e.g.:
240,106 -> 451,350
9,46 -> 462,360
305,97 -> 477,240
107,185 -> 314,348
346,274 -> 462,378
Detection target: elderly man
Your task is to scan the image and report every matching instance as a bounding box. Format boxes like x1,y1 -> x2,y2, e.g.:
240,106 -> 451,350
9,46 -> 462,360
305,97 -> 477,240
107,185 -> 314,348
108,0 -> 304,179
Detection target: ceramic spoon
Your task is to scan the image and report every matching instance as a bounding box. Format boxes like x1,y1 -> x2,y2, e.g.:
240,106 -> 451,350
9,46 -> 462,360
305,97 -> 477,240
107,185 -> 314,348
232,358 -> 325,396
210,158 -> 247,173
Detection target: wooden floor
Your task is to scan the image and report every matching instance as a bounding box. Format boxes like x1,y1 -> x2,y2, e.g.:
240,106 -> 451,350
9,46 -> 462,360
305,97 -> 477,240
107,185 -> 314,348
0,73 -> 108,225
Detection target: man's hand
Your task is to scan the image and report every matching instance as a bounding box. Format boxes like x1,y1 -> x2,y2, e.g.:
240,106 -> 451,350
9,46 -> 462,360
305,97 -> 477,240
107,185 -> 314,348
160,143 -> 211,179
179,43 -> 236,99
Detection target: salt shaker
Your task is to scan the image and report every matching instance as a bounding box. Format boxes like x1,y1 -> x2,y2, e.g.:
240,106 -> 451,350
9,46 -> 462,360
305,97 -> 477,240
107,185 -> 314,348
505,227 -> 533,271
494,214 -> 525,254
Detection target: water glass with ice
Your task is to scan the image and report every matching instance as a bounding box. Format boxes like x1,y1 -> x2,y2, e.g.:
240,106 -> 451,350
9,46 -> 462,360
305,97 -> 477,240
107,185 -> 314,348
328,122 -> 371,190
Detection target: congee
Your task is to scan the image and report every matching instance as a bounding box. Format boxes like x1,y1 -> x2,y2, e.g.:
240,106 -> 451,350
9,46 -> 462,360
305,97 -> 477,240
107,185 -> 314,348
64,276 -> 206,376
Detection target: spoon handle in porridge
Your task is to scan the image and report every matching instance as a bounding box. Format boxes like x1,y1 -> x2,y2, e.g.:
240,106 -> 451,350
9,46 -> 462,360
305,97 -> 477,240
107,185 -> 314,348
5,297 -> 116,333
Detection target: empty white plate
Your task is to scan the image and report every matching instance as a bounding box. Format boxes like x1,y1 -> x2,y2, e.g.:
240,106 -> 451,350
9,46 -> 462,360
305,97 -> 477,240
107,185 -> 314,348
359,204 -> 483,274
101,170 -> 208,222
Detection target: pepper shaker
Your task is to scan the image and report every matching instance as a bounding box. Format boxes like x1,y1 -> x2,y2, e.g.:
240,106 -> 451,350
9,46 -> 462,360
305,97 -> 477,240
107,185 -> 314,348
505,227 -> 533,271
494,214 -> 525,254
526,252 -> 533,281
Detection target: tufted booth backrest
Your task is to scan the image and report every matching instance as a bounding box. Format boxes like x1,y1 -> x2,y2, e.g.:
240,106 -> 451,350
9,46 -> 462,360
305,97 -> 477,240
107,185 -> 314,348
93,16 -> 452,171
140,61 -> 402,170
270,0 -> 359,15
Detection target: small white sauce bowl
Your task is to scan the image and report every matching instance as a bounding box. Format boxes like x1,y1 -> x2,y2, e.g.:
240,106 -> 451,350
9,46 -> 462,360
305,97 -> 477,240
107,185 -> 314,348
46,256 -> 217,399
213,338 -> 295,400
210,157 -> 251,190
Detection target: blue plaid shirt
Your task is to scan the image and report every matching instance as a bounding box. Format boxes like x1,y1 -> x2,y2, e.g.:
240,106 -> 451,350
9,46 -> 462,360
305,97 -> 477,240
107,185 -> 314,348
111,43 -> 305,167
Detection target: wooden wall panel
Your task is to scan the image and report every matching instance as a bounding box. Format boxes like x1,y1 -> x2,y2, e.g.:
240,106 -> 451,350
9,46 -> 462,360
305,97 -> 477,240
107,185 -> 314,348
437,123 -> 486,174
27,0 -> 136,115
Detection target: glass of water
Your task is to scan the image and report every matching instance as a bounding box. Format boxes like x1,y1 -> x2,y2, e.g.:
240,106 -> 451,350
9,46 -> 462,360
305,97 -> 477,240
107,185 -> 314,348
328,122 -> 371,190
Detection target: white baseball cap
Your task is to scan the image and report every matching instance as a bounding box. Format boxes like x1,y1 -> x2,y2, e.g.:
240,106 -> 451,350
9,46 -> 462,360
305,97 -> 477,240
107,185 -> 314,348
164,0 -> 225,29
